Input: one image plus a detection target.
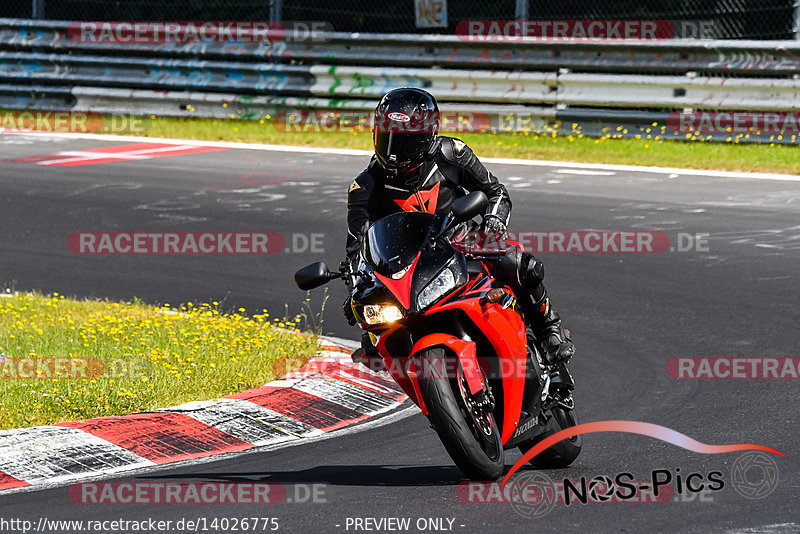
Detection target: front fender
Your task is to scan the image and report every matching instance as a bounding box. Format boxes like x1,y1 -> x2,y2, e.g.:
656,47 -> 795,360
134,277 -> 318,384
409,334 -> 486,416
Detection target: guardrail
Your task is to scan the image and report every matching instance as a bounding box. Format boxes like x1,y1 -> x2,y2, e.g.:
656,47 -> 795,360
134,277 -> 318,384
1,18 -> 799,144
4,19 -> 800,76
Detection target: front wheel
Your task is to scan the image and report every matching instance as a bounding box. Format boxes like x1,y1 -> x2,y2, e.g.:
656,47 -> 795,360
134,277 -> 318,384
415,347 -> 504,481
518,405 -> 582,469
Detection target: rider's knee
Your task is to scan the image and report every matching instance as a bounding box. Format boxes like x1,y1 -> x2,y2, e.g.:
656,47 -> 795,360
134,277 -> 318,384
520,253 -> 545,287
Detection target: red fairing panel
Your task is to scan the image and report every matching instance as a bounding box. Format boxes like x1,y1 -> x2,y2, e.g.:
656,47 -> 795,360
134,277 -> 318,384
374,325 -> 422,409
426,291 -> 528,445
410,334 -> 485,396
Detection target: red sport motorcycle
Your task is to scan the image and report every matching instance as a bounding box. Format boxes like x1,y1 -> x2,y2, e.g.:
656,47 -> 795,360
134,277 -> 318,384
294,191 -> 580,480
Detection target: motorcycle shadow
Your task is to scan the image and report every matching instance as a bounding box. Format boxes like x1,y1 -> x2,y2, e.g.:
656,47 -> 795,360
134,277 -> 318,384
141,465 -> 489,487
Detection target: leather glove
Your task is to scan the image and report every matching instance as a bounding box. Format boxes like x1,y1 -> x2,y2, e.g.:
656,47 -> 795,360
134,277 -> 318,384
481,215 -> 509,249
339,259 -> 354,291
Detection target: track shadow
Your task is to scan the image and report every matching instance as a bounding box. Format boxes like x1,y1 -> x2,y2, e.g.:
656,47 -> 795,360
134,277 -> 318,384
137,465 -> 476,487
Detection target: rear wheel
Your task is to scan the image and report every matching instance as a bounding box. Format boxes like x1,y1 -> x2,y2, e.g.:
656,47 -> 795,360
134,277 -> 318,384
415,347 -> 504,481
518,405 -> 582,469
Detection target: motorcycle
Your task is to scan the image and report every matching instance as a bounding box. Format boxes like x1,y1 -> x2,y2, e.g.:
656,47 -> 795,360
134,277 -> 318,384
294,191 -> 580,480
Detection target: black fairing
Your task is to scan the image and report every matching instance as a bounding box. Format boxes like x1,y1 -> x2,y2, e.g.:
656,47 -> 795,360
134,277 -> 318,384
408,241 -> 467,313
362,212 -> 434,276
355,211 -> 468,316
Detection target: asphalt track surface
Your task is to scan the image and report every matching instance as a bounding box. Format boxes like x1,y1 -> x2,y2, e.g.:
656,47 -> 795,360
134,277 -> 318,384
1,133 -> 799,533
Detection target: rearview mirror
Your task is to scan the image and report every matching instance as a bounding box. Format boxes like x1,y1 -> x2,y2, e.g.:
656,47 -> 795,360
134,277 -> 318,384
294,262 -> 335,291
452,191 -> 489,222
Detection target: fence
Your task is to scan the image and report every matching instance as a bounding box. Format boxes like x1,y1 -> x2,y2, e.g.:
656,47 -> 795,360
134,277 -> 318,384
2,0 -> 798,39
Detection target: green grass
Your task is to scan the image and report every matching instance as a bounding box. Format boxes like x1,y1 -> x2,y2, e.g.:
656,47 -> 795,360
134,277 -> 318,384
129,115 -> 800,175
0,292 -> 318,429
5,108 -> 799,173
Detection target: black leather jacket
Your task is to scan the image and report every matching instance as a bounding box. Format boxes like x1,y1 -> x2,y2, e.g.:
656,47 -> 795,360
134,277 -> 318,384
345,136 -> 512,264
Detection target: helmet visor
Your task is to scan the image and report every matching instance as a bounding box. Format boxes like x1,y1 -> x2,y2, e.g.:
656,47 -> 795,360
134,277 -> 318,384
374,131 -> 430,167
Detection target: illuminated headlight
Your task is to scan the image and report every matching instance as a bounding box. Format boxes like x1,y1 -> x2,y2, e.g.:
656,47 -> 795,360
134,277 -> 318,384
363,304 -> 404,325
417,268 -> 456,310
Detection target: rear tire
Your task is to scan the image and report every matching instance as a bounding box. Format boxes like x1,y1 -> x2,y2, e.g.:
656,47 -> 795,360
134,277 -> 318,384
518,406 -> 582,469
415,347 -> 505,481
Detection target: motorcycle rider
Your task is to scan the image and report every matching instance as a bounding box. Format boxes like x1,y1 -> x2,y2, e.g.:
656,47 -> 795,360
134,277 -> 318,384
343,87 -> 574,365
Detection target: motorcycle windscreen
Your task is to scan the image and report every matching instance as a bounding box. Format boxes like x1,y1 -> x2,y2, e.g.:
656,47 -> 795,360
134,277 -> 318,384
362,211 -> 435,277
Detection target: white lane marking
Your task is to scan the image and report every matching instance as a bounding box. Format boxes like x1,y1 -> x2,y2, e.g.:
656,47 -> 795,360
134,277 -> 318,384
2,131 -> 371,156
5,131 -> 800,182
555,168 -> 616,176
484,158 -> 800,181
725,524 -> 800,533
35,145 -> 205,166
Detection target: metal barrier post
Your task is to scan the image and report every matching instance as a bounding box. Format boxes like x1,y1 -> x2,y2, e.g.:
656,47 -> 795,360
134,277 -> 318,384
515,0 -> 528,21
31,0 -> 44,19
794,1 -> 800,39
271,0 -> 282,23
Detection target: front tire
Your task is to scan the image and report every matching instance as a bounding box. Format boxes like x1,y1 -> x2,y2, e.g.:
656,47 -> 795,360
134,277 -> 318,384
518,405 -> 582,469
415,347 -> 504,481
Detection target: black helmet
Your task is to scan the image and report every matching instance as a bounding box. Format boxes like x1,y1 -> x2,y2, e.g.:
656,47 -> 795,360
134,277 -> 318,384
373,87 -> 439,179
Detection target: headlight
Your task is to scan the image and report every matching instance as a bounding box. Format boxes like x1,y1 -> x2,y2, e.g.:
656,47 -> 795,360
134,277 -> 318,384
417,268 -> 456,310
363,304 -> 404,325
